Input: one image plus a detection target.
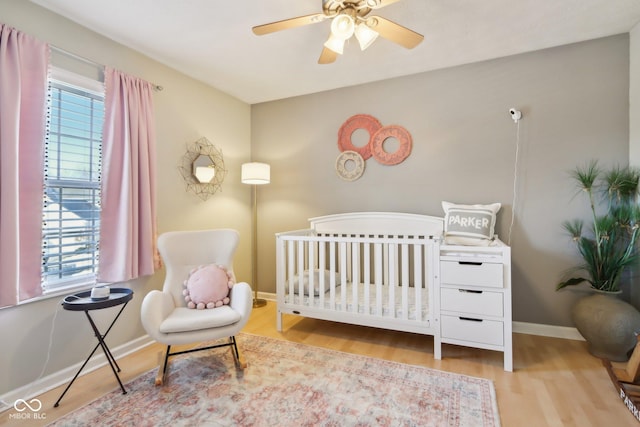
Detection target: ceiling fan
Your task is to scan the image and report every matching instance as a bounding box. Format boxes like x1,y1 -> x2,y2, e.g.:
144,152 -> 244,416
252,0 -> 424,64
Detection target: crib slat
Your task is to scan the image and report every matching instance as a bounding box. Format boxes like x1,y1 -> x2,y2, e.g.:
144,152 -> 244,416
388,243 -> 396,318
414,243 -> 423,322
351,241 -> 360,314
308,240 -> 315,305
329,240 -> 336,310
383,243 -> 389,288
297,241 -> 305,301
340,241 -> 347,312
363,242 -> 371,315
401,243 -> 409,321
346,239 -> 352,284
425,240 -> 434,322
375,243 -> 383,316
319,241 -> 326,306
287,240 -> 295,302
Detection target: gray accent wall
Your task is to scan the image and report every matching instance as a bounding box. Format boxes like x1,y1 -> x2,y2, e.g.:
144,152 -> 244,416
631,23 -> 640,168
630,23 -> 640,309
252,35 -> 630,327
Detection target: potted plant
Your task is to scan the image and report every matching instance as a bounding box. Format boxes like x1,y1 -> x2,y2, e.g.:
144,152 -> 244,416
557,160 -> 640,361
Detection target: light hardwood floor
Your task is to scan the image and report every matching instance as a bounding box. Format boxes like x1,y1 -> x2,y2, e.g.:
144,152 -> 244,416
1,301 -> 637,426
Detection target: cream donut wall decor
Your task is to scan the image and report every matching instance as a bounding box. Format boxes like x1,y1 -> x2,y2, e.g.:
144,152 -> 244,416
335,114 -> 413,181
335,150 -> 365,181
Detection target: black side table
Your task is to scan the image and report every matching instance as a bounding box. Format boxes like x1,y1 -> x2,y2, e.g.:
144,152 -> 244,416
54,287 -> 134,407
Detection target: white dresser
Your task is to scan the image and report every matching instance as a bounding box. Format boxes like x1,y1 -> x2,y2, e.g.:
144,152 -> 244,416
434,240 -> 512,371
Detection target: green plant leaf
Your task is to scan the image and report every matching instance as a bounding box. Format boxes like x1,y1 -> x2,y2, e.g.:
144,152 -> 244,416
562,219 -> 583,239
570,160 -> 599,192
603,166 -> 640,207
556,277 -> 590,290
558,161 -> 640,293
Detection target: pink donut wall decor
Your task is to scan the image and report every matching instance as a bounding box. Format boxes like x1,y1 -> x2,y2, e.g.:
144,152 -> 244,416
335,114 -> 413,180
371,125 -> 412,166
337,114 -> 382,160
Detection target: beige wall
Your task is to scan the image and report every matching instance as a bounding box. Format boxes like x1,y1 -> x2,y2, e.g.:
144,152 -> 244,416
0,0 -> 252,396
252,35 -> 630,327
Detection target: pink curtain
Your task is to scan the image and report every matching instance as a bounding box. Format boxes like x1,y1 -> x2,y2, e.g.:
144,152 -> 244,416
0,24 -> 49,308
99,67 -> 158,282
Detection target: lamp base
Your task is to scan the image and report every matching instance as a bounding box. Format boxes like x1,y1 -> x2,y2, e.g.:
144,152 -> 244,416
253,298 -> 267,308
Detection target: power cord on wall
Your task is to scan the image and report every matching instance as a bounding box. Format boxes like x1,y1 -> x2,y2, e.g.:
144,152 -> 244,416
0,297 -> 70,411
507,109 -> 522,246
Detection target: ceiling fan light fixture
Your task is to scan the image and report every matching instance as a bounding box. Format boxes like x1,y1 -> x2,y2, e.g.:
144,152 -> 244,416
253,1 -> 425,64
330,14 -> 355,40
324,34 -> 345,54
355,22 -> 378,50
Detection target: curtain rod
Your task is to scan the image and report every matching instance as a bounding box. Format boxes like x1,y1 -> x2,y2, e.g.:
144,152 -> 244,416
50,45 -> 164,92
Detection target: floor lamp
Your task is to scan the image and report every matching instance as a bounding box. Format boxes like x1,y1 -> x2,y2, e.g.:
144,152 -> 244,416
241,162 -> 270,308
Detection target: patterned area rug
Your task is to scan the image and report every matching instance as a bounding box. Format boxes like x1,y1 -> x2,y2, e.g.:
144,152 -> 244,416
49,334 -> 500,427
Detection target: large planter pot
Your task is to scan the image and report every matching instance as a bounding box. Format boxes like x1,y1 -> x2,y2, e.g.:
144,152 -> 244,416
572,293 -> 640,362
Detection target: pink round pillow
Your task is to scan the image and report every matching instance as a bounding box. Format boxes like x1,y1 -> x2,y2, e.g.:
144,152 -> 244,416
182,264 -> 234,309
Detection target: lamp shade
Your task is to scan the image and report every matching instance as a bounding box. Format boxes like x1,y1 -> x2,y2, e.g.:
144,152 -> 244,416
241,162 -> 270,185
355,22 -> 378,50
330,14 -> 355,40
324,34 -> 345,55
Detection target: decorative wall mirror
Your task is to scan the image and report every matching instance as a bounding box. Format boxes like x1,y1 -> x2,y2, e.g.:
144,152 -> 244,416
193,154 -> 216,183
179,137 -> 226,200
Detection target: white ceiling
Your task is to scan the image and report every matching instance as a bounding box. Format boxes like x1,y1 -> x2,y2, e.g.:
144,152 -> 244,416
31,0 -> 640,104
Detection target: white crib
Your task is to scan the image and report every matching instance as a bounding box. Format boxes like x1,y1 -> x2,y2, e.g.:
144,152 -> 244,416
275,212 -> 445,356
276,211 -> 514,370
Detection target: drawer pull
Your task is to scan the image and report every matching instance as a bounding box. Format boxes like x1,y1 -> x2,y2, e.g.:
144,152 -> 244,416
459,289 -> 483,294
459,317 -> 483,322
458,261 -> 482,266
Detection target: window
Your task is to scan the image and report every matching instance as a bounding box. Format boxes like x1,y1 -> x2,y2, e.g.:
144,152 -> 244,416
41,68 -> 105,292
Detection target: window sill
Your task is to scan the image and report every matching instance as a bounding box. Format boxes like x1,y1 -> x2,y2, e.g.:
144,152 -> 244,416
19,280 -> 111,307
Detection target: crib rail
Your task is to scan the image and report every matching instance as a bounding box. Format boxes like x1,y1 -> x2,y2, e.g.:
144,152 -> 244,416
276,229 -> 438,330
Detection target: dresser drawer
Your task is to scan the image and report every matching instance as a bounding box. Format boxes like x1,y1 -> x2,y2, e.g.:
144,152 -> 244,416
441,315 -> 504,346
440,260 -> 503,288
440,288 -> 503,317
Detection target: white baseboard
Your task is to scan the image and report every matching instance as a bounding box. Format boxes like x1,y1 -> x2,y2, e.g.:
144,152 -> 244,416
513,321 -> 584,341
0,298 -> 584,412
257,291 -> 276,302
0,335 -> 155,413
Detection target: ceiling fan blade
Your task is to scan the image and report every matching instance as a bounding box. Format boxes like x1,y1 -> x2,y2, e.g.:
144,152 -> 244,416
368,16 -> 423,49
252,13 -> 327,35
318,47 -> 338,64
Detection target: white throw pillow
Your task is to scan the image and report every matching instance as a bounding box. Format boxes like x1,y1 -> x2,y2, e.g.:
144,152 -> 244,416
442,201 -> 501,246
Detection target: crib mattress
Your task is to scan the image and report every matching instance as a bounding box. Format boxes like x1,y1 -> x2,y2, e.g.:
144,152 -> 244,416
282,282 -> 430,321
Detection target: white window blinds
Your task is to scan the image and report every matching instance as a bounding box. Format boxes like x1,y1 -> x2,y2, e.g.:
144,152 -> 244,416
42,70 -> 105,291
